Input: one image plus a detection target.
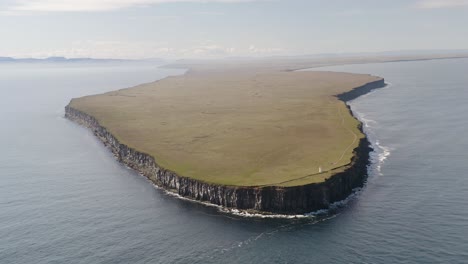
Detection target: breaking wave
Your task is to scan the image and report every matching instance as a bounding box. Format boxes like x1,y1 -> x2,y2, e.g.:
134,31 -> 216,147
374,140 -> 391,174
132,170 -> 366,219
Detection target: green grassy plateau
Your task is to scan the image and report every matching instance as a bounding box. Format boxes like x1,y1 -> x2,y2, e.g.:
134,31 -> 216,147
69,68 -> 382,187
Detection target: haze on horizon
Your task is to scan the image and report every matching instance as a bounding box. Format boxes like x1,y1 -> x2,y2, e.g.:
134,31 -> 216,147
1,0 -> 468,59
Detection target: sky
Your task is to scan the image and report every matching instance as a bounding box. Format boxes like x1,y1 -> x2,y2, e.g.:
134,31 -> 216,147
0,0 -> 468,59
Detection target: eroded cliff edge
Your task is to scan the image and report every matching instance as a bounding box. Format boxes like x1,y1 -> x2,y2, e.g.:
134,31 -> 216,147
65,78 -> 385,215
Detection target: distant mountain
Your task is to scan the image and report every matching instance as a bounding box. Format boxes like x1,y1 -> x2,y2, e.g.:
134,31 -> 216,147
0,57 -> 16,62
221,49 -> 468,61
0,56 -> 166,64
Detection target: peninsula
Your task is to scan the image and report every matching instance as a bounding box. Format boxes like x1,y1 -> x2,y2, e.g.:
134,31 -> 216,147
65,61 -> 386,214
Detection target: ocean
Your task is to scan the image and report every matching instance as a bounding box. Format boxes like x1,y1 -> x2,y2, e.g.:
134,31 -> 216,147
1,59 -> 467,263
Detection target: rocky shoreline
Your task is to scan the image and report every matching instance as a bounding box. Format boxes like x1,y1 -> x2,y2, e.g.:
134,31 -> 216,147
65,78 -> 385,215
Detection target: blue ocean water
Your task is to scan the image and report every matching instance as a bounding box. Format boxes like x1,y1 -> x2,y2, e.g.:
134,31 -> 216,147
1,59 -> 467,263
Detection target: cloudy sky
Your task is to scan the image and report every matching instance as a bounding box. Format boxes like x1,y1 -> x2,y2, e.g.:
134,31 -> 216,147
1,0 -> 467,59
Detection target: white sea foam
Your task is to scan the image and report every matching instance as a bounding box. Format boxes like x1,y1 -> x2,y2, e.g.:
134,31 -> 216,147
125,164 -> 316,219
374,140 -> 391,174
121,140 -> 367,219
348,82 -> 392,177
139,171 -> 365,219
222,185 -> 365,219
355,113 -> 378,128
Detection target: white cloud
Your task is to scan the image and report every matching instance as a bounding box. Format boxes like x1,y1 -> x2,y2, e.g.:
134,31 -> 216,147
6,0 -> 266,12
415,0 -> 468,9
189,45 -> 236,56
248,45 -> 283,54
31,40 -> 176,59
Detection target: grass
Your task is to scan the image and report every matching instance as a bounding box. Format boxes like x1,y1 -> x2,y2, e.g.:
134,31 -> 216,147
69,69 -> 382,187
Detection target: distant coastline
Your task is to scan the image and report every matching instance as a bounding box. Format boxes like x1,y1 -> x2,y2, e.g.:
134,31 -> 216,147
4,52 -> 468,65
0,56 -> 165,64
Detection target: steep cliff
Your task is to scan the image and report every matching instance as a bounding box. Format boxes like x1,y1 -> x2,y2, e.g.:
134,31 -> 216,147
65,79 -> 385,215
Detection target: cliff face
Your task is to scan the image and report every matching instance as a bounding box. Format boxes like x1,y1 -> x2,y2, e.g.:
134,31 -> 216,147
65,79 -> 385,215
337,78 -> 386,102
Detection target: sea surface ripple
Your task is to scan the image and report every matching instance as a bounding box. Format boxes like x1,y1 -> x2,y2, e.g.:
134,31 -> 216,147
1,59 -> 468,263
